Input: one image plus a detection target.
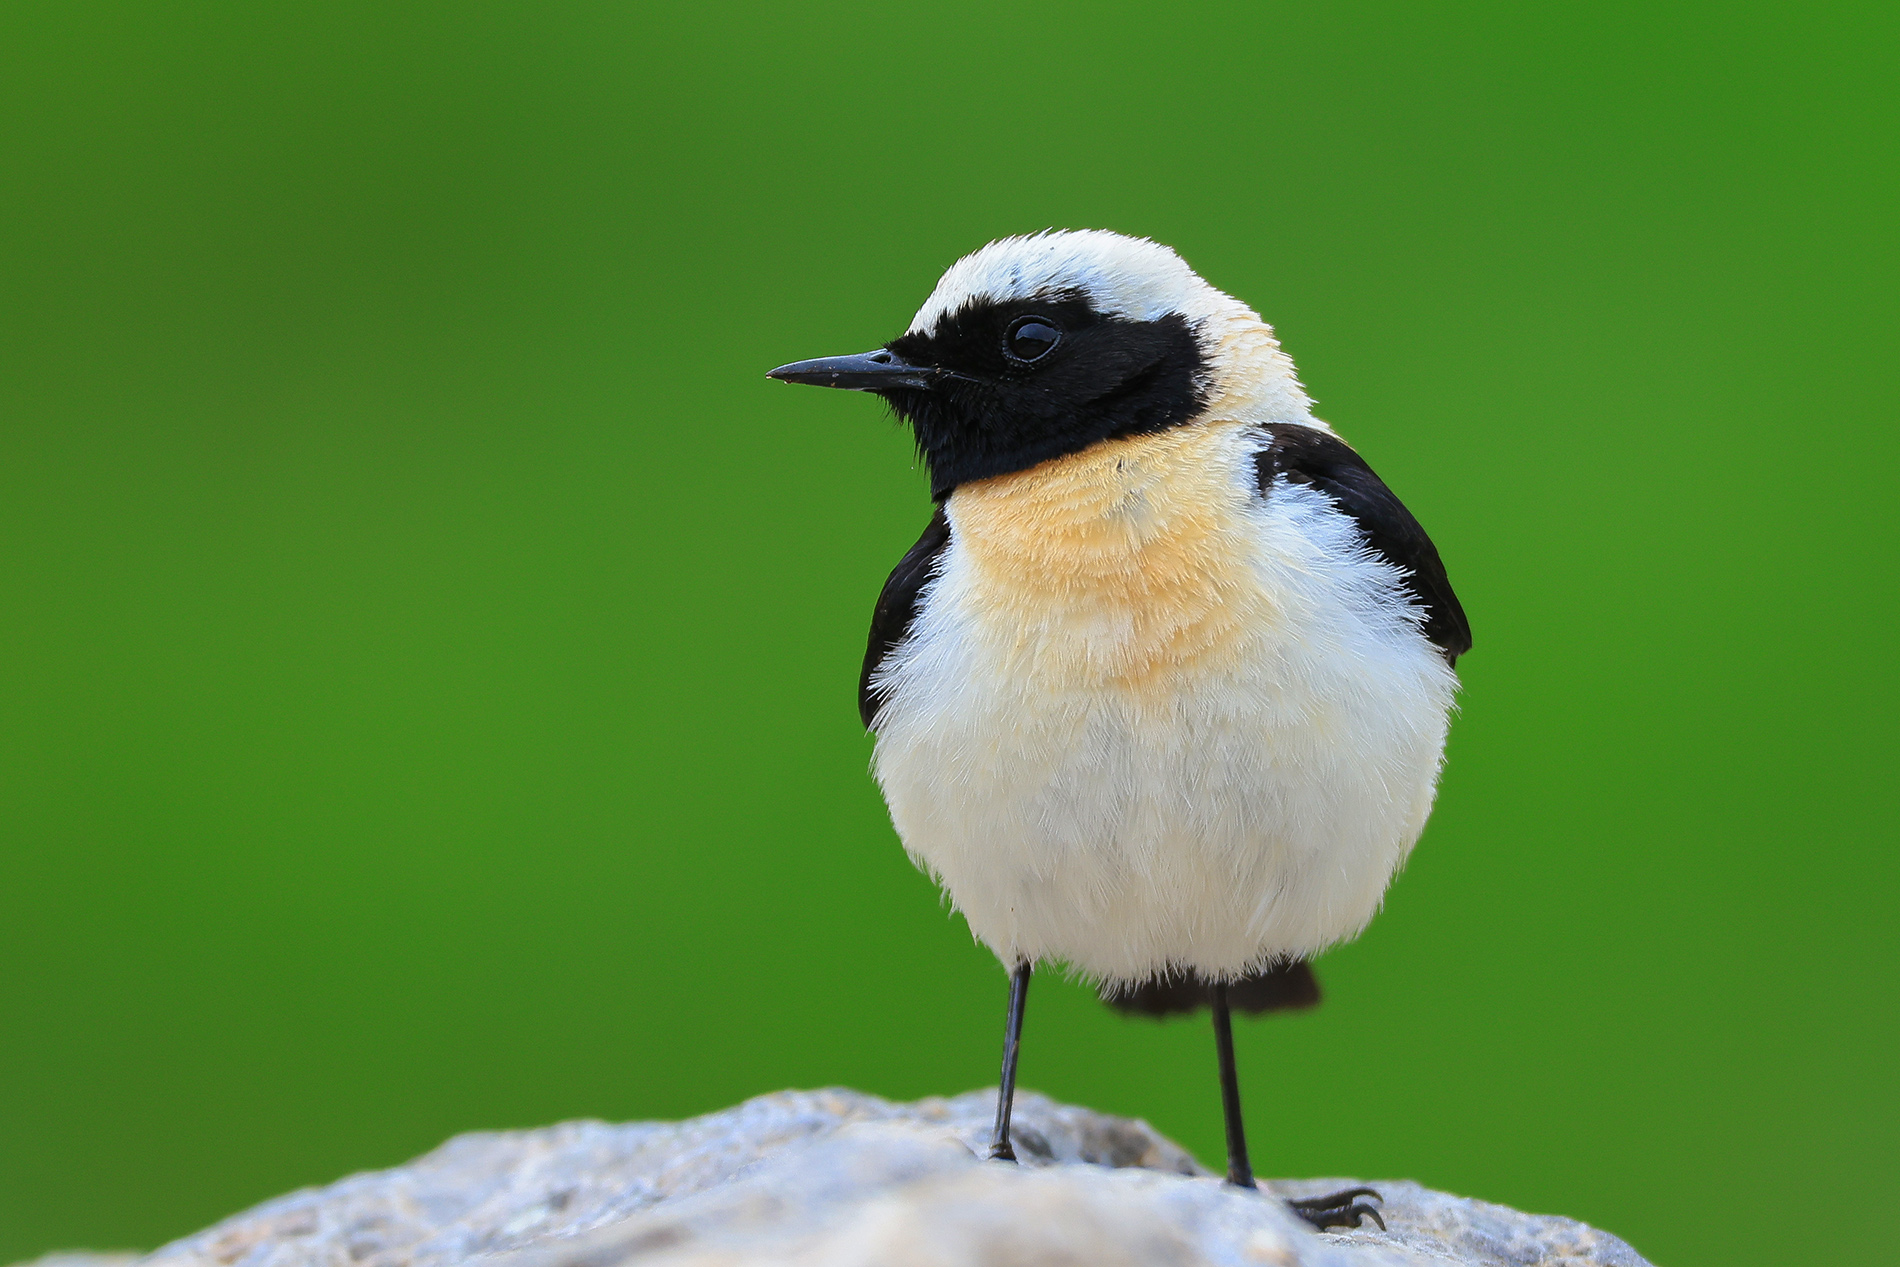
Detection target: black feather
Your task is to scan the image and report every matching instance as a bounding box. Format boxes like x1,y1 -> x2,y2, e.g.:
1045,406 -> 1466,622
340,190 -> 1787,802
859,506 -> 951,729
1105,961 -> 1322,1018
1255,425 -> 1471,665
882,294 -> 1208,498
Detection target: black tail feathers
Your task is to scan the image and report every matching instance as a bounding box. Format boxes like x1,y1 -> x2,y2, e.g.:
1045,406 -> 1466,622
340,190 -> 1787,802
1103,960 -> 1321,1018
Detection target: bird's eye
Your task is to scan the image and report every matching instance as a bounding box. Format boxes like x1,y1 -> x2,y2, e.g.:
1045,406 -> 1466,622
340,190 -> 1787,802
1006,317 -> 1061,363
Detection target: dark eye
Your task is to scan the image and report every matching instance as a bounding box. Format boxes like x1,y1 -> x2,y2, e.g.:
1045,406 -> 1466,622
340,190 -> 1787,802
1006,317 -> 1061,362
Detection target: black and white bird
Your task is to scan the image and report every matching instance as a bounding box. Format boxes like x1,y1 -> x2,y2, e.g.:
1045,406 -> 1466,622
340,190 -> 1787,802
768,231 -> 1468,1230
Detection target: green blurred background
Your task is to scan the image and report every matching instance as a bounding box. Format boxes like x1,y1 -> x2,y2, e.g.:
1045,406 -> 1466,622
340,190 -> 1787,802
2,3 -> 1894,1264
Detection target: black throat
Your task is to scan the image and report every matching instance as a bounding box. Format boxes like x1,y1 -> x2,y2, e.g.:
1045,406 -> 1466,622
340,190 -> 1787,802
881,294 -> 1209,499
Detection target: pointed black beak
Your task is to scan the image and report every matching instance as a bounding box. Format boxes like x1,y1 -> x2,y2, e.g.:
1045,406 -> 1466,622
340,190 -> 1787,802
766,349 -> 945,391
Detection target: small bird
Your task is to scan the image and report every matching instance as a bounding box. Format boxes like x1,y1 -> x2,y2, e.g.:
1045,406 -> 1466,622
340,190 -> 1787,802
768,231 -> 1468,1230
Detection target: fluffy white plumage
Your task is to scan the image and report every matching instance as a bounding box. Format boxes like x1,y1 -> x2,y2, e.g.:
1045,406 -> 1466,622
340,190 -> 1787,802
909,231 -> 1226,332
870,232 -> 1460,986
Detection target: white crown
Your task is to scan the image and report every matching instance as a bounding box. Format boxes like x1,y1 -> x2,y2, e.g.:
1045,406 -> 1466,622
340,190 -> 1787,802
908,230 -> 1230,335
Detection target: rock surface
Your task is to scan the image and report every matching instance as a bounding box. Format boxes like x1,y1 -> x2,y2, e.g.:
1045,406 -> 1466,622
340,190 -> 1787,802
36,1090 -> 1654,1267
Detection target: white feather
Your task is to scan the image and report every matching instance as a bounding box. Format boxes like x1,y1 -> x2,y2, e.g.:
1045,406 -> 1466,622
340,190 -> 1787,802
909,231 -> 1227,333
869,423 -> 1459,986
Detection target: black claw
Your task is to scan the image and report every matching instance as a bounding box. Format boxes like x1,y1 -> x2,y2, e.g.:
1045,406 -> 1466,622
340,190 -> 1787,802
1287,1186 -> 1382,1210
1286,1187 -> 1385,1232
986,1141 -> 1017,1163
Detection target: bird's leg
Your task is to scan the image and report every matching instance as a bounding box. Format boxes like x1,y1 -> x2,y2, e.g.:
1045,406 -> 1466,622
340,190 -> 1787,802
1215,982 -> 1386,1230
1211,981 -> 1255,1188
986,959 -> 1032,1161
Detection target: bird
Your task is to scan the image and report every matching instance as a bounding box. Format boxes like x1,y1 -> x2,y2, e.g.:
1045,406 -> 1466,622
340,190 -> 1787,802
767,230 -> 1469,1231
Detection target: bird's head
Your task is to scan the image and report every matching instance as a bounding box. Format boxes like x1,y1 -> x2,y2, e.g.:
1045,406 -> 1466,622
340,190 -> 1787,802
768,231 -> 1315,499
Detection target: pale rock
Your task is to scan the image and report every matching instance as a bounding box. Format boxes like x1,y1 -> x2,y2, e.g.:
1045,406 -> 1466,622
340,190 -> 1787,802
31,1090 -> 1652,1267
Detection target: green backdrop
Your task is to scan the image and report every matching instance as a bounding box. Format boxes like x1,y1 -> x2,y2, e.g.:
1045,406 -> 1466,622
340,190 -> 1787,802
3,4 -> 1894,1265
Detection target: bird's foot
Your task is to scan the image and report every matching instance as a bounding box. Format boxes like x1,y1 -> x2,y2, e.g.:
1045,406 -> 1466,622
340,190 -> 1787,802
986,1139 -> 1017,1163
1285,1187 -> 1385,1231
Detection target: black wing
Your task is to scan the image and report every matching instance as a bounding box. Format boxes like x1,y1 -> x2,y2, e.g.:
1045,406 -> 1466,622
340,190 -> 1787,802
1255,425 -> 1471,666
859,506 -> 951,730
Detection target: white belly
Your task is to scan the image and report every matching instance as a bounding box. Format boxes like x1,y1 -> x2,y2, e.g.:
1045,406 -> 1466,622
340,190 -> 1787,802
868,420 -> 1459,985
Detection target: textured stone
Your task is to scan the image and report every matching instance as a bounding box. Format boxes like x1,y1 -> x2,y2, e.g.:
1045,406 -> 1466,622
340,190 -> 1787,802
48,1090 -> 1652,1267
